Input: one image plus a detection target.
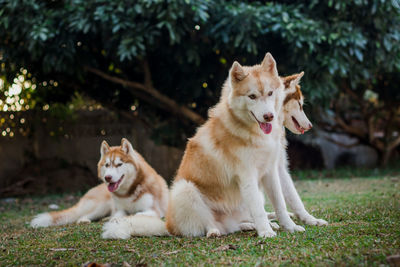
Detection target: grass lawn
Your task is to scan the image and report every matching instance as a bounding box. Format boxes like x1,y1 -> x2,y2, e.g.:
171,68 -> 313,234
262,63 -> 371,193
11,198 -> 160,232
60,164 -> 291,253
1,176 -> 399,266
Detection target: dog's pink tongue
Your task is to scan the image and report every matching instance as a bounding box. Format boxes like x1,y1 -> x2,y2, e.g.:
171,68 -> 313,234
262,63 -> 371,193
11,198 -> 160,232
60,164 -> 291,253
260,122 -> 272,134
108,183 -> 118,192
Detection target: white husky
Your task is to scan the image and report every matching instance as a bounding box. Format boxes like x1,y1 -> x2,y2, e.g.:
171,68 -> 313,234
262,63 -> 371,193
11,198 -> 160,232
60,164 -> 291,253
103,53 -> 319,239
30,138 -> 168,228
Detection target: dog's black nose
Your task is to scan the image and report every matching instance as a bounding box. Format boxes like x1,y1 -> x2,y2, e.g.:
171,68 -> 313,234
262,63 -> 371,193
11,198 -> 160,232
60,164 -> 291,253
105,175 -> 112,182
263,113 -> 274,122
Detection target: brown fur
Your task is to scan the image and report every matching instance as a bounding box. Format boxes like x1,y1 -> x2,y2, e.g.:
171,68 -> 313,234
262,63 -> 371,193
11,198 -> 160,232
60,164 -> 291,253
282,74 -> 304,105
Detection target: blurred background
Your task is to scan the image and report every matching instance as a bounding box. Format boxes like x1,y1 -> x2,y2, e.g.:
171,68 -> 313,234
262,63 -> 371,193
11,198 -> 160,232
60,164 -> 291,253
0,0 -> 399,197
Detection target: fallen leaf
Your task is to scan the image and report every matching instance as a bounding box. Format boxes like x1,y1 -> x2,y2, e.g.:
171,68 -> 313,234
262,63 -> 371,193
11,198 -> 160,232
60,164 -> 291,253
122,261 -> 132,267
387,255 -> 400,267
212,244 -> 237,252
50,248 -> 76,252
163,250 -> 180,255
124,245 -> 136,253
82,262 -> 111,267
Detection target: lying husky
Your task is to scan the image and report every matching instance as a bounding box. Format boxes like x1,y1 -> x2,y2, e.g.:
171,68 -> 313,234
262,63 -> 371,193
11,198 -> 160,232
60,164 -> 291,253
30,138 -> 168,228
103,53 -> 321,239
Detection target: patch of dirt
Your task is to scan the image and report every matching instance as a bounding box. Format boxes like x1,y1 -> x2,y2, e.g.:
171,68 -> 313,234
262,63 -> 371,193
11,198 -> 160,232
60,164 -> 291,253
0,158 -> 98,197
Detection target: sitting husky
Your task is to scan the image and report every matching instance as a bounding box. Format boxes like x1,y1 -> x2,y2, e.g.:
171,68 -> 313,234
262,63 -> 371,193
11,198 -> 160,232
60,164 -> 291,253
103,53 -> 312,239
165,53 -> 301,238
279,73 -> 328,226
30,138 -> 168,228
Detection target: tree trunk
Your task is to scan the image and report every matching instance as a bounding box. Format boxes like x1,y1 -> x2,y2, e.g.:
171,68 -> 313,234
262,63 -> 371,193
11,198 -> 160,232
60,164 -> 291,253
380,148 -> 393,167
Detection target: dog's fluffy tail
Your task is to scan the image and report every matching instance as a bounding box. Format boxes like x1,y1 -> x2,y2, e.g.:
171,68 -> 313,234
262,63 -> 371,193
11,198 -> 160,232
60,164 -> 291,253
31,185 -> 111,228
102,214 -> 169,239
30,206 -> 82,228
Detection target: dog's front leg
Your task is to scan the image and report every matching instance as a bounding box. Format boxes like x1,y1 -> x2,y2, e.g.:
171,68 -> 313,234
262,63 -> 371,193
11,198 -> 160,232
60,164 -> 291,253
238,173 -> 276,238
262,167 -> 305,233
109,208 -> 127,222
278,161 -> 328,226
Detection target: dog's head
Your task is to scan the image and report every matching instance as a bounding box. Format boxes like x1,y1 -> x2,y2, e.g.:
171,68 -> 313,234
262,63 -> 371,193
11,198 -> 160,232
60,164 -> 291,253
97,138 -> 138,193
227,52 -> 285,135
281,72 -> 312,134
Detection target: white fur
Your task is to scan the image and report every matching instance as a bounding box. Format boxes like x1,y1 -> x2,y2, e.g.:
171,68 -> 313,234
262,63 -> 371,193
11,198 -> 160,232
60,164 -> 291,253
170,180 -> 220,237
102,215 -> 169,239
111,192 -> 155,218
30,213 -> 53,228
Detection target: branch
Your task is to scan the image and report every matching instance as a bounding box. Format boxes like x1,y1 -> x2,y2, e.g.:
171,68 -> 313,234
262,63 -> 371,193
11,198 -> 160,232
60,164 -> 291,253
324,136 -> 360,149
333,115 -> 365,139
84,66 -> 205,125
143,60 -> 153,89
388,135 -> 400,151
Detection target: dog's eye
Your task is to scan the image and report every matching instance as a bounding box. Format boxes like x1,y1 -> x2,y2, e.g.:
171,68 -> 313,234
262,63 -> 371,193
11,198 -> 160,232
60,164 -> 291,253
105,163 -> 110,168
268,91 -> 273,96
116,163 -> 122,167
248,94 -> 257,100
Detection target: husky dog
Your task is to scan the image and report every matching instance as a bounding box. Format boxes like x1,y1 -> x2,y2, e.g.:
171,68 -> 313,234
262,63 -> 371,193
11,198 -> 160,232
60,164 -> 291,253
279,73 -> 328,226
103,53 -> 304,239
30,138 -> 168,228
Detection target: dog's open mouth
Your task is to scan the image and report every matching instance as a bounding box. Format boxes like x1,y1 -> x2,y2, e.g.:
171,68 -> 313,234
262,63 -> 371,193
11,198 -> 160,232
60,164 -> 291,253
251,112 -> 272,134
107,175 -> 124,192
292,116 -> 305,134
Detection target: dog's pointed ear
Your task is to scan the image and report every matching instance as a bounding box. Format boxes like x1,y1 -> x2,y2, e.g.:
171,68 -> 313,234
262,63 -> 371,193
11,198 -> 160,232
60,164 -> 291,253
290,71 -> 304,87
261,53 -> 279,77
230,61 -> 248,83
283,71 -> 304,94
121,138 -> 134,155
100,141 -> 110,157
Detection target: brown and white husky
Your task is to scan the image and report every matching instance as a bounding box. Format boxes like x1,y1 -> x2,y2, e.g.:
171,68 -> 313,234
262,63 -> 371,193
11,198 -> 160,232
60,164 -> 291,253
103,53 -> 314,239
278,73 -> 328,226
30,138 -> 168,228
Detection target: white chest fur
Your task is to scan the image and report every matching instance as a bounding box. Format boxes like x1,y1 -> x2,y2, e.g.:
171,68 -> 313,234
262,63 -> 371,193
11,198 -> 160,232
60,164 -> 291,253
111,190 -> 154,215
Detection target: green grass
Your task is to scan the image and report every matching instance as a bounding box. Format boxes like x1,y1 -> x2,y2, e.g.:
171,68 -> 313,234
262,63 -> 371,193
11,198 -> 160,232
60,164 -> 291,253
292,165 -> 400,180
1,176 -> 399,266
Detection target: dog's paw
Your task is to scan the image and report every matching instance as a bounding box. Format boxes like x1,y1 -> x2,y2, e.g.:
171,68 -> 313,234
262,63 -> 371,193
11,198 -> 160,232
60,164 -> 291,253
206,228 -> 221,238
258,229 -> 277,238
102,221 -> 131,240
281,222 -> 305,233
77,217 -> 91,224
239,222 -> 255,231
298,213 -> 328,226
267,212 -> 295,220
270,222 -> 280,230
314,218 -> 328,226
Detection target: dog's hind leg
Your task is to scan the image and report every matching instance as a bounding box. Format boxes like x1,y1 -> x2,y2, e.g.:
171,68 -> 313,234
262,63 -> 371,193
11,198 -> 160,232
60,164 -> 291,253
168,179 -> 222,237
77,201 -> 112,223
